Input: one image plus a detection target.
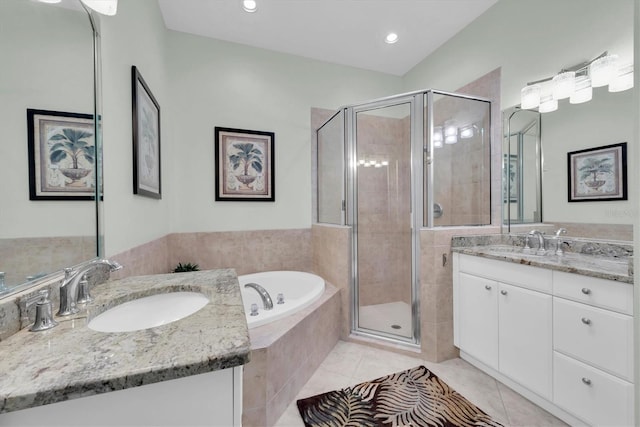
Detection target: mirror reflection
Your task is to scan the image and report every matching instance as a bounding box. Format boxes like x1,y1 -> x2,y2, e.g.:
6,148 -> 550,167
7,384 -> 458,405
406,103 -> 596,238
0,0 -> 98,294
503,108 -> 542,229
503,85 -> 633,231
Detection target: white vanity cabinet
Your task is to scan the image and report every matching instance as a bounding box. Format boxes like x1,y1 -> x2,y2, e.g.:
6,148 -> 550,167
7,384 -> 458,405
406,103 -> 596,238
454,254 -> 552,400
457,272 -> 499,369
453,252 -> 634,426
498,282 -> 552,399
552,270 -> 634,426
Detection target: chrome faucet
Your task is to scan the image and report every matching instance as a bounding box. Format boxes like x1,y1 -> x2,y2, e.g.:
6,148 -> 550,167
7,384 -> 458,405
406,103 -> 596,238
244,283 -> 273,310
554,228 -> 568,256
525,230 -> 546,255
58,259 -> 123,316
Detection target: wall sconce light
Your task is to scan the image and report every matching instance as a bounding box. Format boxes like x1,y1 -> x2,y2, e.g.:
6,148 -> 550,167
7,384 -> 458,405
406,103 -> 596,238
590,54 -> 618,87
80,0 -> 118,16
569,75 -> 592,104
609,63 -> 634,92
520,51 -> 633,113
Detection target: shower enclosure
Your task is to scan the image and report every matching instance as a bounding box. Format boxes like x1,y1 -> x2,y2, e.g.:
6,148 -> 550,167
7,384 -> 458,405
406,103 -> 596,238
316,89 -> 491,346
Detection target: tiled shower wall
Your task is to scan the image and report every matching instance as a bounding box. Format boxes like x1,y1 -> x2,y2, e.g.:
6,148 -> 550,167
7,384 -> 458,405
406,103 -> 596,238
432,97 -> 492,226
355,112 -> 412,307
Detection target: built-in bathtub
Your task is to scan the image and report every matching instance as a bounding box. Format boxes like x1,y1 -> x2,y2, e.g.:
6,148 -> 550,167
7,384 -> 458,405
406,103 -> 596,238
239,271 -> 325,328
239,271 -> 340,427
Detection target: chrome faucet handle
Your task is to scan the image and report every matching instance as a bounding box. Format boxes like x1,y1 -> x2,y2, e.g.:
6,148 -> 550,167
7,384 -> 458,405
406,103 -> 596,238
58,267 -> 79,316
554,228 -> 568,256
27,289 -> 58,332
76,275 -> 93,304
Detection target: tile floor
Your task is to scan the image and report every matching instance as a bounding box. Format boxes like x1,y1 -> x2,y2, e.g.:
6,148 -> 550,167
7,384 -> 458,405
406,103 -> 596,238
274,340 -> 568,427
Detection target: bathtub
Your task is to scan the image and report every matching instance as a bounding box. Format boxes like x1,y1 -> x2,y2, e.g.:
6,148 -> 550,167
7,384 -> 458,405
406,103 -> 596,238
238,271 -> 325,328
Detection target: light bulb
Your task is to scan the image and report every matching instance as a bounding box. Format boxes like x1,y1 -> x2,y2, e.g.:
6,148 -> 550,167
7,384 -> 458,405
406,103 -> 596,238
538,94 -> 558,113
385,33 -> 399,44
570,75 -> 592,104
432,126 -> 443,147
520,84 -> 541,109
242,0 -> 257,13
80,0 -> 118,15
444,124 -> 457,137
609,63 -> 634,92
590,54 -> 618,87
445,135 -> 458,145
552,71 -> 575,100
460,126 -> 474,139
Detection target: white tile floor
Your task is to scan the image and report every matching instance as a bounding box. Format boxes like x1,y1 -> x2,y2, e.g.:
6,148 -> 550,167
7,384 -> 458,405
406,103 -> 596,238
274,340 -> 568,427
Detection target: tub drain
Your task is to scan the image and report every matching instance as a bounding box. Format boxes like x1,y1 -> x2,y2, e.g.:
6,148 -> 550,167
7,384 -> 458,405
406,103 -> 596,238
391,324 -> 402,330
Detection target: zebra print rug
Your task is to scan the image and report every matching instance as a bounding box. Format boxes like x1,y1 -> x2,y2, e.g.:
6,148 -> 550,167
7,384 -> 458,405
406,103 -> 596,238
296,365 -> 503,427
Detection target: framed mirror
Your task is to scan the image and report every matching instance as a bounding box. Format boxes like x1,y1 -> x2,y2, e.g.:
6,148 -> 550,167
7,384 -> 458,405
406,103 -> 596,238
0,0 -> 101,298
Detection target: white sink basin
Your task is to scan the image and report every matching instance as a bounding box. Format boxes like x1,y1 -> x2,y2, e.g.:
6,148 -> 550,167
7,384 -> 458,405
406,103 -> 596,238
88,292 -> 209,333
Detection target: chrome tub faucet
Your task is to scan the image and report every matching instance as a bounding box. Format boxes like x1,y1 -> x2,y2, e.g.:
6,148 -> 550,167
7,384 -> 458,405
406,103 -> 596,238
244,283 -> 273,310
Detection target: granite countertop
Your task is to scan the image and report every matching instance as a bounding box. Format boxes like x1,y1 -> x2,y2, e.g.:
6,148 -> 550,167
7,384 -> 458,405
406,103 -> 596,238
0,269 -> 251,414
452,234 -> 633,284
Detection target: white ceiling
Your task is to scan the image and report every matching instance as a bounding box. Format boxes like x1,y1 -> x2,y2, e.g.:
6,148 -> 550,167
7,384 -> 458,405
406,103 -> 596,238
158,0 -> 498,76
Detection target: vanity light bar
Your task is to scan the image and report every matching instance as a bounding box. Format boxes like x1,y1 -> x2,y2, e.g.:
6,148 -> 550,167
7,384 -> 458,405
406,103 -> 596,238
520,51 -> 633,112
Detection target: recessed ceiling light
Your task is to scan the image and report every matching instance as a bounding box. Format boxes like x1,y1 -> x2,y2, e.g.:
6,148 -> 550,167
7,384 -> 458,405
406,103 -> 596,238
385,33 -> 399,44
37,0 -> 62,3
242,0 -> 257,13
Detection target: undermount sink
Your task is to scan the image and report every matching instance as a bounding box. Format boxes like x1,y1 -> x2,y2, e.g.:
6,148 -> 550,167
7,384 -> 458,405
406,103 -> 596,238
88,292 -> 209,333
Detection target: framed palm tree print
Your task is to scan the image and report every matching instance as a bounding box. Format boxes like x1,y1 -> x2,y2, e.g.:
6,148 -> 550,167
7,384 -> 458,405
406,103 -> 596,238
132,66 -> 161,199
27,108 -> 96,200
567,142 -> 627,202
214,127 -> 275,201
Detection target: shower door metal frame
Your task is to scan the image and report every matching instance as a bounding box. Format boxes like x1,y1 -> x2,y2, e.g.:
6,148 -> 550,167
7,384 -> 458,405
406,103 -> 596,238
347,94 -> 423,347
424,90 -> 493,227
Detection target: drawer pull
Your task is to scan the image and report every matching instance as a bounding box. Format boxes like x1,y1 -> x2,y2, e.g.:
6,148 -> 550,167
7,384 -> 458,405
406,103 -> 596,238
581,317 -> 591,325
581,377 -> 592,386
484,285 -> 492,290
581,288 -> 591,295
500,290 -> 507,296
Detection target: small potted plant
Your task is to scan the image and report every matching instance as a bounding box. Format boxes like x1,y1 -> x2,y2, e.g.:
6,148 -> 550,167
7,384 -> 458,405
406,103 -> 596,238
173,262 -> 200,273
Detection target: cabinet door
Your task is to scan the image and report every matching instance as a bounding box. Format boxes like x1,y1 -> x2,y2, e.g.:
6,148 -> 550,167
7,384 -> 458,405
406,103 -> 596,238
498,282 -> 553,400
458,272 -> 498,369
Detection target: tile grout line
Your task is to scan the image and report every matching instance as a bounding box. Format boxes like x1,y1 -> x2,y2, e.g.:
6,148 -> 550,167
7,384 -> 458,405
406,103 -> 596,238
494,378 -> 514,427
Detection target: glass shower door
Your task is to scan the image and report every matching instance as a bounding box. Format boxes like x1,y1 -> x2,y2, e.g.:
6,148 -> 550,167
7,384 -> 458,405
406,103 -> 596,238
352,101 -> 414,340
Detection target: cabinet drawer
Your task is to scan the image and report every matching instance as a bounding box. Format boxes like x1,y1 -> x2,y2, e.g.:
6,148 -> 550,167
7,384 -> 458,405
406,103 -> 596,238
553,352 -> 634,427
553,298 -> 633,381
553,270 -> 633,315
458,254 -> 552,293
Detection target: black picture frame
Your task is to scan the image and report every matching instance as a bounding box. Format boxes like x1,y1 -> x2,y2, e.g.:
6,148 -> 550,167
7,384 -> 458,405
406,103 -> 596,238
567,142 -> 627,202
214,127 -> 275,202
132,66 -> 162,199
27,108 -> 96,201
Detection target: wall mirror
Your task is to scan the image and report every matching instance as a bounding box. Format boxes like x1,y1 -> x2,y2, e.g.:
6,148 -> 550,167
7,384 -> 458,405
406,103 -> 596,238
0,0 -> 101,298
502,107 -> 542,231
502,85 -> 633,232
